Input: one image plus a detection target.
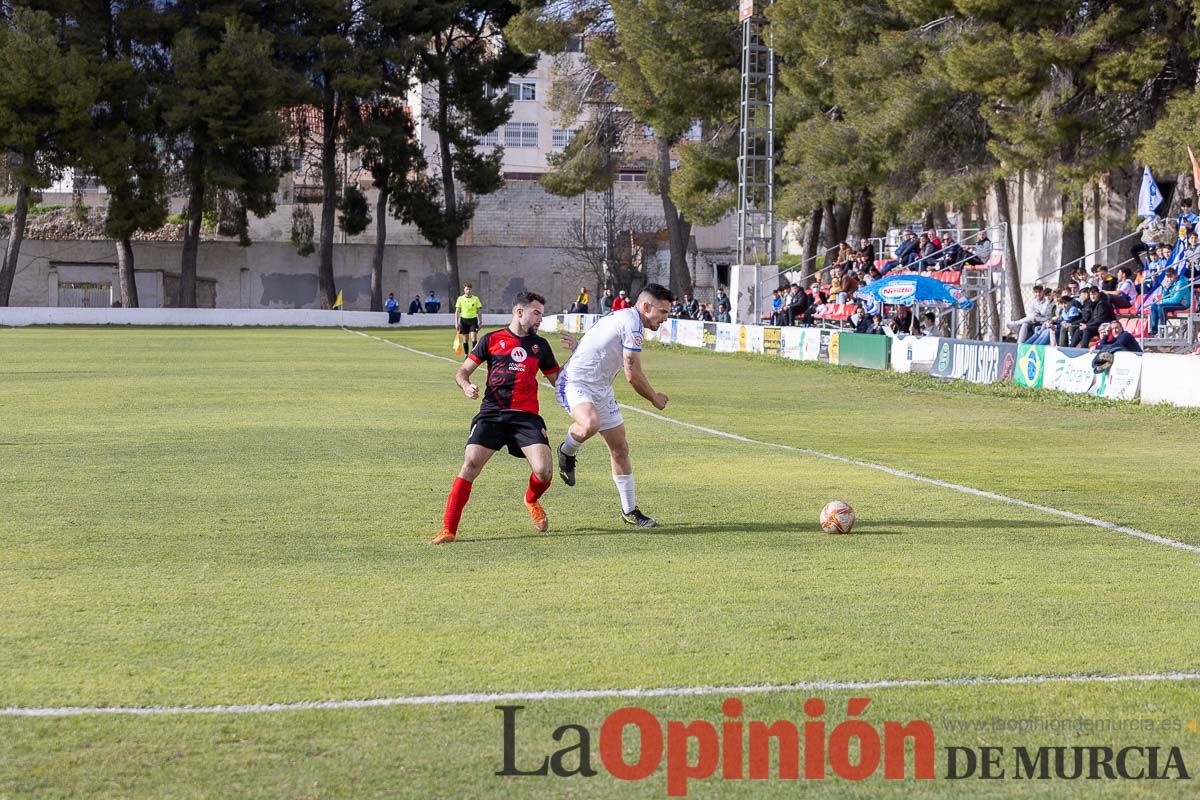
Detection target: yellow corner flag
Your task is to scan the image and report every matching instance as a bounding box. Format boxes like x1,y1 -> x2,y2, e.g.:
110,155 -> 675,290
332,290 -> 344,310
453,333 -> 463,355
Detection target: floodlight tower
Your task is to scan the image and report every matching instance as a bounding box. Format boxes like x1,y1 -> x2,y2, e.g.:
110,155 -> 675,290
730,0 -> 776,323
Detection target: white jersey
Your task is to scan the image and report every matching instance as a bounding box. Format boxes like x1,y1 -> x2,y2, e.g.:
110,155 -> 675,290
563,307 -> 644,386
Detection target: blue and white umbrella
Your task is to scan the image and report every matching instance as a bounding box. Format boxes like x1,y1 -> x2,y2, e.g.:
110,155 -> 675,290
854,274 -> 975,311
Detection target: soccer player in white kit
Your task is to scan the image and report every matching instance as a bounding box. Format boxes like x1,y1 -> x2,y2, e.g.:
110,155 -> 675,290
555,283 -> 674,527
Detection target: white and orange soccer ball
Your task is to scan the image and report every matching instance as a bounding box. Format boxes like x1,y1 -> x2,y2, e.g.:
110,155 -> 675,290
819,500 -> 857,534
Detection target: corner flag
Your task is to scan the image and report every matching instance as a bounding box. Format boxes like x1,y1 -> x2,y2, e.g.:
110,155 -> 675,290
1138,166 -> 1162,218
332,290 -> 344,310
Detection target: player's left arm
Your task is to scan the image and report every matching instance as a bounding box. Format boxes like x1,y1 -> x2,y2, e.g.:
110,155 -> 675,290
622,349 -> 668,410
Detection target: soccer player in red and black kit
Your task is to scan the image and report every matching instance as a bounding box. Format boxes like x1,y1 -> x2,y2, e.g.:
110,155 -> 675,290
431,292 -> 561,544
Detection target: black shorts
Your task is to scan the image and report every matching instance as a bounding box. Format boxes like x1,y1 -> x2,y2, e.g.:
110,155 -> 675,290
458,317 -> 480,334
467,411 -> 550,457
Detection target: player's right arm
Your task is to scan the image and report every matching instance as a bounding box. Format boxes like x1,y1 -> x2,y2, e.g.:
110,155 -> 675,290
456,333 -> 489,400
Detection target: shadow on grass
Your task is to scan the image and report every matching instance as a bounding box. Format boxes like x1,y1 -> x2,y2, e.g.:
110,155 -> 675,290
452,518 -> 1074,544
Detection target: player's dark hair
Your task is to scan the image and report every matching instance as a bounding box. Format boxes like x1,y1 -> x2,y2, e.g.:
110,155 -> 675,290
513,291 -> 545,308
639,283 -> 675,303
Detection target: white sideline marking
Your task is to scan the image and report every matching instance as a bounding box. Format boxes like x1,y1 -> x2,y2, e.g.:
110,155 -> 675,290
5,671 -> 1198,717
349,329 -> 1200,555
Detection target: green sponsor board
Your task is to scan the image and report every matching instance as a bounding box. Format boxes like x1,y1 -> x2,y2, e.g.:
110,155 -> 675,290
834,332 -> 892,370
1014,344 -> 1047,389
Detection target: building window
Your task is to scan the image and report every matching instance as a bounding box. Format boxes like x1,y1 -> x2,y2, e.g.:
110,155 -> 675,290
615,172 -> 646,182
483,83 -> 503,100
551,128 -> 579,149
686,120 -> 703,142
507,80 -> 536,101
474,129 -> 500,146
504,122 -> 539,148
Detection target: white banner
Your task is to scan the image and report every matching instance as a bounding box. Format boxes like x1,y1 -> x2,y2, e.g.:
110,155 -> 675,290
1141,353 -> 1200,407
715,323 -> 738,352
801,330 -> 822,361
1090,351 -> 1142,401
676,320 -> 704,348
1045,349 -> 1096,395
889,335 -> 940,373
781,327 -> 806,360
744,324 -> 765,354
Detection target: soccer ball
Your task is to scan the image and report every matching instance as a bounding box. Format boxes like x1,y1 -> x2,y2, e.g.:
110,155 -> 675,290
820,500 -> 856,534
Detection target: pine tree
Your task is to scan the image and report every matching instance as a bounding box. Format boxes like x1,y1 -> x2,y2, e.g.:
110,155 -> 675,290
416,0 -> 534,295
0,7 -> 95,306
158,5 -> 291,307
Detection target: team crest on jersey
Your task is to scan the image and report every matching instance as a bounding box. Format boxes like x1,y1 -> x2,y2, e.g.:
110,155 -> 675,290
632,333 -> 643,348
510,346 -> 528,363
531,343 -> 540,355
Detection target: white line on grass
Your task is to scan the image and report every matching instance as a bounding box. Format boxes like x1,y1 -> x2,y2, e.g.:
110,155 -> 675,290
348,329 -> 1200,555
5,671 -> 1198,717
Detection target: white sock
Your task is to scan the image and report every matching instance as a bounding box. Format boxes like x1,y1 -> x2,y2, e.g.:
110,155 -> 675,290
561,431 -> 583,456
613,473 -> 636,514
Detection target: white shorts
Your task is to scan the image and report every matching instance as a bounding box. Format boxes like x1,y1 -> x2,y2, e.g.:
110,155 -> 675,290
555,372 -> 624,432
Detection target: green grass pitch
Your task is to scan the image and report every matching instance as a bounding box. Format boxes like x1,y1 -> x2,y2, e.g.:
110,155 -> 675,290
1,325 -> 1198,798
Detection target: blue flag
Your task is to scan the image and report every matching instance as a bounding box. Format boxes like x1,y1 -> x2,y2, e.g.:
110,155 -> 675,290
1138,166 -> 1162,218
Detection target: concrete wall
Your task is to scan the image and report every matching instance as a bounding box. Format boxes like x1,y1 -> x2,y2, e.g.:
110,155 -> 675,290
4,239 -> 586,314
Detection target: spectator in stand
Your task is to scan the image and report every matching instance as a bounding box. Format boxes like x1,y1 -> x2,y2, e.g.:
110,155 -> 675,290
965,230 -> 993,266
715,286 -> 731,312
408,294 -> 423,315
939,233 -> 964,270
424,290 -> 442,313
1106,266 -> 1136,310
1148,243 -> 1171,275
1072,265 -> 1093,290
853,249 -> 870,276
786,283 -> 810,325
1184,231 -> 1200,276
852,304 -> 882,334
920,311 -> 950,338
858,237 -> 876,264
612,290 -> 630,311
913,233 -> 938,272
1025,320 -> 1056,346
802,281 -> 826,326
1149,267 -> 1191,334
1177,197 -> 1199,239
1006,284 -> 1052,342
571,286 -> 590,313
682,293 -> 700,319
1093,265 -> 1117,291
1054,291 -> 1083,347
600,287 -> 615,313
716,302 -> 731,323
926,228 -> 943,250
669,299 -> 685,318
769,288 -> 784,324
890,305 -> 914,334
829,266 -> 845,300
841,267 -> 860,299
1074,285 -> 1116,347
883,229 -> 918,273
834,242 -> 854,270
1133,212 -> 1167,268
697,303 -> 715,322
1094,320 -> 1143,353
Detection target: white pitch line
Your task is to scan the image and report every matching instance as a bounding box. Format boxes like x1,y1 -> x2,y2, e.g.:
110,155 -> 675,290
349,329 -> 1200,555
5,671 -> 1199,718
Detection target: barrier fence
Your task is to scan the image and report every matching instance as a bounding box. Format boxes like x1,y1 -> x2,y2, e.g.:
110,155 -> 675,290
544,314 -> 1200,409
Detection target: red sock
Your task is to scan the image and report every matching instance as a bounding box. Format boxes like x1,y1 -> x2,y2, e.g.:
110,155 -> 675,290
443,476 -> 473,534
525,473 -> 552,504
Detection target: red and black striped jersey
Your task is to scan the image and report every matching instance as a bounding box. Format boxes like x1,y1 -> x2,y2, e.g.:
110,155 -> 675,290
467,328 -> 559,414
